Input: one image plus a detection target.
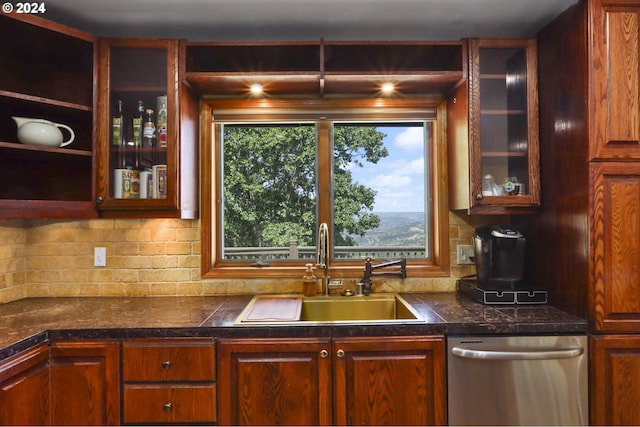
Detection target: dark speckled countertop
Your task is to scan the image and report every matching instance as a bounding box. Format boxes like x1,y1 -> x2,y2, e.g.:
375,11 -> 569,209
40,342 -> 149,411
0,292 -> 587,360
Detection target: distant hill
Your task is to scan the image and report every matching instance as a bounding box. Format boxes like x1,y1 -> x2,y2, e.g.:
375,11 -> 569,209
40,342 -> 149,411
351,212 -> 425,246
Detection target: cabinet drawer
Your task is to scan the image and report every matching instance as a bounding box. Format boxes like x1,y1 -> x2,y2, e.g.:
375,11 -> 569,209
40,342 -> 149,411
122,339 -> 215,381
123,384 -> 216,424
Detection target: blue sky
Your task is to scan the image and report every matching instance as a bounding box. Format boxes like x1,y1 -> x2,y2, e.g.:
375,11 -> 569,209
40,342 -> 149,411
347,125 -> 426,213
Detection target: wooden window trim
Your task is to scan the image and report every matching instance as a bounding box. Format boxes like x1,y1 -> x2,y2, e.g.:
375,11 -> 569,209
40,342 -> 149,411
200,98 -> 449,279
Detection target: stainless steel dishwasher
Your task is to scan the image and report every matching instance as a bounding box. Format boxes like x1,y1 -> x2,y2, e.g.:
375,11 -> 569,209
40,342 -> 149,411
447,335 -> 588,425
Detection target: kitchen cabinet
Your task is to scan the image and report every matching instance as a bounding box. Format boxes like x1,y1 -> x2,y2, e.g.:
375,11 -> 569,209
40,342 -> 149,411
0,14 -> 96,219
184,41 -> 464,98
0,343 -> 50,425
217,337 -> 331,425
121,338 -> 216,425
448,38 -> 540,214
591,0 -> 640,160
95,38 -> 199,218
591,335 -> 640,425
217,335 -> 445,426
535,0 -> 640,424
590,162 -> 640,333
333,336 -> 446,425
49,340 -> 120,425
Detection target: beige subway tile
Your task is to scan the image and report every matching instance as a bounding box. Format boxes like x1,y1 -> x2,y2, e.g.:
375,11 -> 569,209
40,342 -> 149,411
166,242 -> 191,255
177,228 -> 200,242
0,285 -> 25,303
125,282 -> 151,296
48,282 -> 82,297
191,241 -> 201,255
176,281 -> 204,295
125,256 -> 155,269
153,256 -> 178,269
140,268 -> 191,283
60,269 -> 90,283
150,282 -> 178,296
114,219 -> 143,229
24,282 -> 49,297
179,255 -> 200,269
80,283 -> 101,296
105,255 -> 127,269
151,227 -> 177,242
113,242 -> 141,256
99,282 -> 126,296
112,269 -> 140,283
140,242 -> 166,255
88,269 -> 113,282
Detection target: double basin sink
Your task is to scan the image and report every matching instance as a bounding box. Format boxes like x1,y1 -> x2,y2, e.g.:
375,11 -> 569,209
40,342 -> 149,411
234,293 -> 423,325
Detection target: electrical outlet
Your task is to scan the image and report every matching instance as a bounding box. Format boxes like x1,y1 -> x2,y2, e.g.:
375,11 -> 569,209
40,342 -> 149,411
94,247 -> 106,267
456,244 -> 475,265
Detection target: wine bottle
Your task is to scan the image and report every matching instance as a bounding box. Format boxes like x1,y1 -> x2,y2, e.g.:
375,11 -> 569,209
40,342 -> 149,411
143,109 -> 156,148
132,101 -> 144,149
112,100 -> 124,146
112,100 -> 125,168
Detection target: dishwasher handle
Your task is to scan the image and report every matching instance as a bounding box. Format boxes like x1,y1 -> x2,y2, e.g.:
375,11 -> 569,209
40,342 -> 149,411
452,346 -> 584,360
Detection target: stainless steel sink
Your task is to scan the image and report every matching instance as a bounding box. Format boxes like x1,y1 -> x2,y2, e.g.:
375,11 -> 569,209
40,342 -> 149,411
234,294 -> 424,325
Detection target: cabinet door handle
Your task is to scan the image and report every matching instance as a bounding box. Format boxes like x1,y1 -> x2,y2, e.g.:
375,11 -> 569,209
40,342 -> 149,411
162,360 -> 172,369
163,403 -> 173,412
320,349 -> 329,358
336,349 -> 345,358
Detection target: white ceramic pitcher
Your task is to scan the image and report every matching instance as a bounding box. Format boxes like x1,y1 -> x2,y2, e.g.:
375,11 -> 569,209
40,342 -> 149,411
12,116 -> 75,148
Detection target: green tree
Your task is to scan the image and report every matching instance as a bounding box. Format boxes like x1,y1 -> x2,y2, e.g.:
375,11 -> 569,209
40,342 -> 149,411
223,124 -> 387,248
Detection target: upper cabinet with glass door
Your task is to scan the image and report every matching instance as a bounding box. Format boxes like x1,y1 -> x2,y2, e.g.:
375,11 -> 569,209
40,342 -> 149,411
95,38 -> 198,218
449,38 -> 540,214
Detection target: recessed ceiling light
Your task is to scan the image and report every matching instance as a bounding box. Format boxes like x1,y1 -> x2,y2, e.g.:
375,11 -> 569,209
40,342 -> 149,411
249,83 -> 264,95
381,82 -> 395,94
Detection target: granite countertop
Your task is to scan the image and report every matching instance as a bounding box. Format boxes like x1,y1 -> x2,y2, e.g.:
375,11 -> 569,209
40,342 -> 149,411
0,292 -> 587,360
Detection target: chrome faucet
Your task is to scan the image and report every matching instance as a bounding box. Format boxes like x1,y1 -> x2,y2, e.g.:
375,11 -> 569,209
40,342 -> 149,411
360,257 -> 406,295
316,222 -> 329,295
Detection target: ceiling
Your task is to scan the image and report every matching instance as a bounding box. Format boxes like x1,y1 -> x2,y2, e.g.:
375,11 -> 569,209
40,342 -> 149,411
43,0 -> 580,42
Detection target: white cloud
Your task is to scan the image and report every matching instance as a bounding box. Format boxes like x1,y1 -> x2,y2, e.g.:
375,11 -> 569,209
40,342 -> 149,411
365,173 -> 411,189
394,127 -> 424,150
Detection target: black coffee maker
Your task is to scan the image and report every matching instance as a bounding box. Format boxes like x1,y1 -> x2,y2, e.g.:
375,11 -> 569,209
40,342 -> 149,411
473,224 -> 526,290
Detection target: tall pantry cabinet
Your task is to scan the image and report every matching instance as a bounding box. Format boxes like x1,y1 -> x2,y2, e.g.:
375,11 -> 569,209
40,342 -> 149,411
534,0 -> 640,424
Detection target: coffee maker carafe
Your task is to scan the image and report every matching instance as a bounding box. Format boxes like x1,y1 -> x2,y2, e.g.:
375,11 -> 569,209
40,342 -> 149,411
474,224 -> 526,290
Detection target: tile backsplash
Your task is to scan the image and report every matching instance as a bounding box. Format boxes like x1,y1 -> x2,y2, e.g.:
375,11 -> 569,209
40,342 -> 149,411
0,212 -> 484,304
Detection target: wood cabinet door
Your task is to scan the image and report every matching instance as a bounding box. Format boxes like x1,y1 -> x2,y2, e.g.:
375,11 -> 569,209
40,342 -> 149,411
332,335 -> 446,426
217,337 -> 332,426
49,340 -> 120,425
0,343 -> 50,425
591,334 -> 640,425
591,0 -> 640,160
590,162 -> 640,332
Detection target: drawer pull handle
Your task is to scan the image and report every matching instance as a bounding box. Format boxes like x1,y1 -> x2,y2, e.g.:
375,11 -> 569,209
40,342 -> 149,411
336,349 -> 345,358
320,349 -> 328,358
162,360 -> 172,369
164,403 -> 173,412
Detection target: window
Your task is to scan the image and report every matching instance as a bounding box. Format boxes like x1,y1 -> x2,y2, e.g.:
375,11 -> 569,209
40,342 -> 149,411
201,98 -> 449,279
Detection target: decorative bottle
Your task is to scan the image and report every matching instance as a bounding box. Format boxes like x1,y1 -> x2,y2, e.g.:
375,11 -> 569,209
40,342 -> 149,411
302,263 -> 317,297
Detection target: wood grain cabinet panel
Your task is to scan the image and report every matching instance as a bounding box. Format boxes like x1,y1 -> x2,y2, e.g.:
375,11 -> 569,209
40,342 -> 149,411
122,339 -> 215,382
591,0 -> 640,160
121,338 -> 216,425
123,384 -> 216,424
217,337 -> 332,426
0,343 -> 50,425
590,162 -> 640,332
333,336 -> 446,426
49,340 -> 121,426
217,335 -> 446,426
591,335 -> 640,425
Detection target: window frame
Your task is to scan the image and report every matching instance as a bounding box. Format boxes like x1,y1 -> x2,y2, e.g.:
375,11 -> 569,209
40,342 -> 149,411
201,98 -> 449,279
